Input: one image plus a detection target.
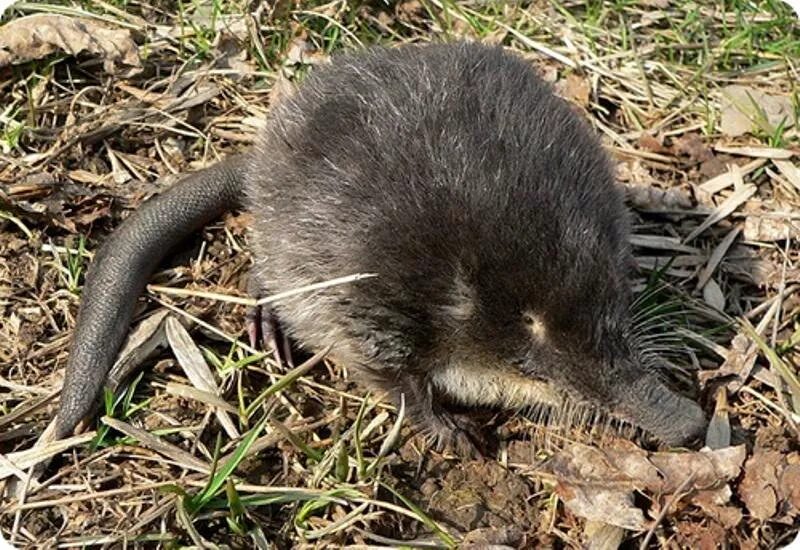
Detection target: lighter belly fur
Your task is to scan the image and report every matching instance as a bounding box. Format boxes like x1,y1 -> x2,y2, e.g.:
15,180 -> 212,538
431,362 -> 563,410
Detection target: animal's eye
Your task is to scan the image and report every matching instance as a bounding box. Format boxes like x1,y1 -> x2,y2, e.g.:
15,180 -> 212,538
522,312 -> 547,339
522,313 -> 535,325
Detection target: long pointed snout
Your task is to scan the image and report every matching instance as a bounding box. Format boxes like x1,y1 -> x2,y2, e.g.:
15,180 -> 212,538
615,372 -> 707,446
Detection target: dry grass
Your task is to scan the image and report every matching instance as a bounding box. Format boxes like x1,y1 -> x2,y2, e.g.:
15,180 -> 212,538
1,1 -> 799,548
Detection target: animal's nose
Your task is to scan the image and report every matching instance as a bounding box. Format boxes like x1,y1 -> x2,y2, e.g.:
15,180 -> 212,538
616,373 -> 707,447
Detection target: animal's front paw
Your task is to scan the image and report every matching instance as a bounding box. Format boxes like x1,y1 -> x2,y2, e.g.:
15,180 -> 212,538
423,410 -> 491,459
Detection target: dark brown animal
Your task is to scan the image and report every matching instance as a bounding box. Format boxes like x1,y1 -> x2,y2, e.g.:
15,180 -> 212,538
56,42 -> 706,451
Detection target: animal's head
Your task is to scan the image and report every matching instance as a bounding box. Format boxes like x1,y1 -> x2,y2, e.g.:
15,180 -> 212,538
439,229 -> 706,447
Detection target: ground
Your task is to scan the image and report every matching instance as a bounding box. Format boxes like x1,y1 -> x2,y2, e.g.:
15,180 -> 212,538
1,1 -> 799,548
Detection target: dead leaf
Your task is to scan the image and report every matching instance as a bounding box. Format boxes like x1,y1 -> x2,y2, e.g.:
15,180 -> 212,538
743,214 -> 798,241
683,184 -> 757,242
107,309 -> 171,391
672,133 -> 713,163
699,155 -> 730,179
637,133 -> 669,155
165,317 -> 240,439
482,27 -> 509,46
0,432 -> 96,481
720,85 -> 795,138
782,464 -> 800,509
676,519 -> 729,550
774,160 -> 800,193
714,145 -> 795,160
67,169 -> 111,185
740,451 -> 782,521
739,450 -> 800,522
461,525 -> 522,548
557,483 -> 646,530
696,226 -> 741,289
0,14 -> 140,74
72,201 -> 111,227
283,37 -> 328,67
555,73 -> 591,107
583,520 -> 625,550
702,278 -> 726,311
164,84 -> 221,113
692,486 -> 742,528
696,159 -> 766,199
117,83 -> 172,105
629,234 -> 700,254
648,445 -> 745,493
538,442 -> 746,530
101,417 -> 211,474
268,70 -> 298,108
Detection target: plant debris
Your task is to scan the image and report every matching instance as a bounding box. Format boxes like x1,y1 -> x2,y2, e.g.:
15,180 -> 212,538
0,14 -> 140,74
1,1 -> 799,548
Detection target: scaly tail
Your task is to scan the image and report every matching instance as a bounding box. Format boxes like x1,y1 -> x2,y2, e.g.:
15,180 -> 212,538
55,155 -> 247,438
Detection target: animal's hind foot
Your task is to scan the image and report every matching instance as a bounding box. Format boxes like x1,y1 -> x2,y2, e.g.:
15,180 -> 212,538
245,300 -> 279,351
246,274 -> 293,365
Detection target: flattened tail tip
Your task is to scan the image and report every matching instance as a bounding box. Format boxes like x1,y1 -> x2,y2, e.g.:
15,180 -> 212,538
54,413 -> 95,440
53,411 -> 80,440
53,389 -> 98,440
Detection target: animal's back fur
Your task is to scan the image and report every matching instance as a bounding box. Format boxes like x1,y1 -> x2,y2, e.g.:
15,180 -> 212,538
246,43 -> 630,377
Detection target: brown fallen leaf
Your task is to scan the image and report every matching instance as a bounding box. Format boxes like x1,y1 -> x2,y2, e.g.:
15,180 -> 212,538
672,133 -> 713,164
692,486 -> 743,528
696,226 -> 741,290
719,85 -> 795,138
283,36 -> 329,68
782,463 -> 800,510
461,525 -> 522,548
648,445 -> 745,493
268,70 -> 298,108
740,450 -> 782,521
555,73 -> 591,107
743,213 -> 798,241
165,317 -> 240,439
0,14 -> 140,74
739,450 -> 800,522
583,520 -> 625,550
637,133 -> 669,155
675,519 -> 730,550
557,483 -> 646,530
537,441 -> 746,530
106,309 -> 172,392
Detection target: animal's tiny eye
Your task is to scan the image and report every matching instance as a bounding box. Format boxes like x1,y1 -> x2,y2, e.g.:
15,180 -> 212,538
523,312 -> 547,339
522,313 -> 535,325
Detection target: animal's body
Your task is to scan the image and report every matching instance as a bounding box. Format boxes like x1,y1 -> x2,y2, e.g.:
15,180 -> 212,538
56,42 -> 706,450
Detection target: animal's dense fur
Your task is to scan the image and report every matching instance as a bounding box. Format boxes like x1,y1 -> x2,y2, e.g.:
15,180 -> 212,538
57,42 -> 706,450
244,43 -> 705,450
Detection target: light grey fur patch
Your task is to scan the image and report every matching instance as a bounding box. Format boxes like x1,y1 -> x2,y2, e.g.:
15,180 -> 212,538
431,361 -> 563,410
440,271 -> 475,322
